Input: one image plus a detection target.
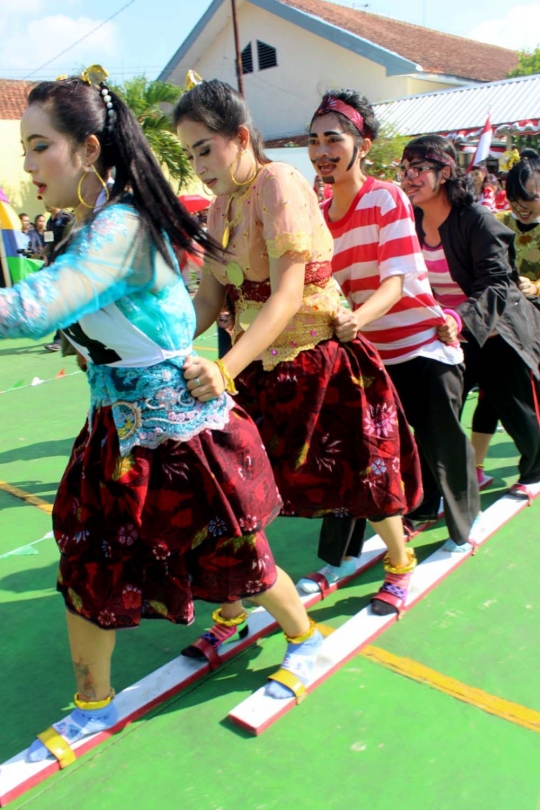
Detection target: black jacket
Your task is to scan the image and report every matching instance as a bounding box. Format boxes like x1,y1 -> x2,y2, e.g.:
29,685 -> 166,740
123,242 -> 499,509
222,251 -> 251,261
414,202 -> 540,379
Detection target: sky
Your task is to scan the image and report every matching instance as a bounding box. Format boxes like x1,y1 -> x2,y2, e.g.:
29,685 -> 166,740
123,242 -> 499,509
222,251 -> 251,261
1,0 -> 540,84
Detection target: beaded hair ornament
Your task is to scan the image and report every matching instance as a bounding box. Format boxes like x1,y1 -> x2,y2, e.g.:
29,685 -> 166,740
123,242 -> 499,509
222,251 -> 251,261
57,64 -> 116,135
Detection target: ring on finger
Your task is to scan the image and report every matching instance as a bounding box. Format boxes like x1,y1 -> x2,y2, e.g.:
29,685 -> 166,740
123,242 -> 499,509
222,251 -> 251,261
195,377 -> 201,387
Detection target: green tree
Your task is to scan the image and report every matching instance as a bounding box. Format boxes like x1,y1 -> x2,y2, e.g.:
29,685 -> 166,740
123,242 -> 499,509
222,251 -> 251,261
111,76 -> 191,189
507,48 -> 540,78
366,125 -> 409,179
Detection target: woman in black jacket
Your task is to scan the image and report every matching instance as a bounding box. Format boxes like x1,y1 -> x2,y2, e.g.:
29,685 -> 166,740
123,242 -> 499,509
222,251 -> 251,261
399,134 -> 540,501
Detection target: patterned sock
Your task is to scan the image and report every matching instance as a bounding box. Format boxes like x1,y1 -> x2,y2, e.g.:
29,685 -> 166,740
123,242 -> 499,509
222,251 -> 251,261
182,617 -> 248,657
27,702 -> 118,762
371,568 -> 413,616
265,629 -> 323,699
297,559 -> 357,594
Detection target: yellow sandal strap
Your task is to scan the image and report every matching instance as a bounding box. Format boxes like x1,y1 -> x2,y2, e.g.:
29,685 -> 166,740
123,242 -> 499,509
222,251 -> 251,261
267,668 -> 307,703
37,727 -> 77,769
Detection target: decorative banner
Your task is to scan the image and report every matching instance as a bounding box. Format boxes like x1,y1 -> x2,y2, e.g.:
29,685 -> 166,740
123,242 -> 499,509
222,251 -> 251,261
468,115 -> 493,170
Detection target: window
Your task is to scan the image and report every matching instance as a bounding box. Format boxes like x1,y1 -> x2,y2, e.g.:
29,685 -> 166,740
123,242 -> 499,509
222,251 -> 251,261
241,43 -> 253,75
257,40 -> 277,71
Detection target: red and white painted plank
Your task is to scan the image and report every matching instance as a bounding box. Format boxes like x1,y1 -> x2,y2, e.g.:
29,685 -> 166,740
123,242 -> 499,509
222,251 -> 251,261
228,485 -> 540,735
0,487 -> 523,804
0,521 -> 417,806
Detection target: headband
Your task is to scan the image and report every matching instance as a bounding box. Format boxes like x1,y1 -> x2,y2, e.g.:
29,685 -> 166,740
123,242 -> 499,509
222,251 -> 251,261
402,146 -> 456,167
314,98 -> 365,136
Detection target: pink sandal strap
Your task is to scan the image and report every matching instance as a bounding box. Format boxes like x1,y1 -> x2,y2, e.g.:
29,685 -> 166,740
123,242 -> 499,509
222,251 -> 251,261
371,589 -> 405,615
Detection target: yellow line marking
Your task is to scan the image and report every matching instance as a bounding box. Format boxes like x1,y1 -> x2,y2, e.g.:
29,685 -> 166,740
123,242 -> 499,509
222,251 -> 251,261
193,345 -> 216,353
315,622 -> 540,733
0,480 -> 53,514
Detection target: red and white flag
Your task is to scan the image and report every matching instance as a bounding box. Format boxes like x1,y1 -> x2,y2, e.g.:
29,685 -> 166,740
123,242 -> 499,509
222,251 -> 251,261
469,115 -> 492,170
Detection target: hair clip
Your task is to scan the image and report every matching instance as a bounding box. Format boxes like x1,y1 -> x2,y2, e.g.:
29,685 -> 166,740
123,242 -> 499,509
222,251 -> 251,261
80,64 -> 109,86
185,70 -> 203,90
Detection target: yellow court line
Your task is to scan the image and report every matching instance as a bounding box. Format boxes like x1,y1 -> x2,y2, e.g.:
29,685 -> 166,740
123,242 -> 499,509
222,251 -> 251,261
193,345 -> 217,353
315,623 -> 540,734
0,480 -> 53,514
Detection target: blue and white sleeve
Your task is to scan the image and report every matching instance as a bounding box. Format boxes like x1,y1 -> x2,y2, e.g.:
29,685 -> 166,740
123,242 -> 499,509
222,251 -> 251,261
0,204 -> 149,339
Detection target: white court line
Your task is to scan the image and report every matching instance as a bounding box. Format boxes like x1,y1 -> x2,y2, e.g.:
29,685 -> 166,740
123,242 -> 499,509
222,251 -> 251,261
0,532 -> 54,560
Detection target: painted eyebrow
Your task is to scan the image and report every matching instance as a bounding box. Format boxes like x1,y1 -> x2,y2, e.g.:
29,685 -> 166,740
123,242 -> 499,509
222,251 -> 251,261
26,134 -> 50,142
190,138 -> 212,150
309,129 -> 345,137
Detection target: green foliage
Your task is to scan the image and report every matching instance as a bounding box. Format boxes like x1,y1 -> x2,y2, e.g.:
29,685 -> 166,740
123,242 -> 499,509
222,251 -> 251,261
367,125 -> 409,179
507,49 -> 540,78
111,76 -> 191,190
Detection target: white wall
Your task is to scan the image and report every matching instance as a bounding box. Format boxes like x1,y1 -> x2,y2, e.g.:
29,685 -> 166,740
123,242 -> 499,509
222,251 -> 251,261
0,120 -> 42,218
169,3 -> 459,140
265,147 -> 314,184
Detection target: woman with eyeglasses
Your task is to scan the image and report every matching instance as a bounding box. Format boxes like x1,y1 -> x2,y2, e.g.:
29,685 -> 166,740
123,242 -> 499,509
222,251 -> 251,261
468,149 -> 540,480
400,135 -> 540,502
309,89 -> 479,557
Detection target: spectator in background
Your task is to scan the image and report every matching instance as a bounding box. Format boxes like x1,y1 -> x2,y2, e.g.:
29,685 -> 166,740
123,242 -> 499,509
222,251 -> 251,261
495,172 -> 510,211
44,206 -> 75,351
19,212 -> 32,235
28,214 -> 47,260
314,174 -> 333,202
46,206 -> 74,252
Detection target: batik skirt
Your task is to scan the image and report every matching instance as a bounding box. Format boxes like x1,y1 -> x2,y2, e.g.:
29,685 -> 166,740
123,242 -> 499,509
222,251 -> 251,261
53,405 -> 280,629
236,335 -> 422,519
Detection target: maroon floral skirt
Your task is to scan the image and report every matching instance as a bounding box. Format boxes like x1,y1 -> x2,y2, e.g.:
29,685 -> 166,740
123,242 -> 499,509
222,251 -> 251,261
53,406 -> 280,629
236,335 -> 422,518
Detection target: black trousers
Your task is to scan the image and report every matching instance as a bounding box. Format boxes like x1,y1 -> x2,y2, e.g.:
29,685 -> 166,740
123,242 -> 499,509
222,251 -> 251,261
463,334 -> 540,485
387,356 -> 479,546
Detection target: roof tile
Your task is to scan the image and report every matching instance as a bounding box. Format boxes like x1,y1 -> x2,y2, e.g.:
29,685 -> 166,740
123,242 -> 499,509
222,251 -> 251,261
0,80 -> 34,120
281,0 -> 518,83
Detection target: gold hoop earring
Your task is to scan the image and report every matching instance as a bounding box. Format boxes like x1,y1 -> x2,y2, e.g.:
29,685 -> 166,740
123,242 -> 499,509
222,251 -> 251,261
77,166 -> 110,209
230,149 -> 258,186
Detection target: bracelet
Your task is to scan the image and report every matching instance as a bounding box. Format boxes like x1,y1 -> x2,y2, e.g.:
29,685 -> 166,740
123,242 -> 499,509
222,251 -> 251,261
212,608 -> 248,627
442,308 -> 463,333
74,689 -> 115,710
214,358 -> 238,395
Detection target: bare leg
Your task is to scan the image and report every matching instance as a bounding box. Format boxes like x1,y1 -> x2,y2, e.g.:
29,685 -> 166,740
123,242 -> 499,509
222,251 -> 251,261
249,567 -> 310,637
27,611 -> 117,763
471,431 -> 492,467
369,515 -> 408,568
219,600 -> 244,621
66,610 -> 116,700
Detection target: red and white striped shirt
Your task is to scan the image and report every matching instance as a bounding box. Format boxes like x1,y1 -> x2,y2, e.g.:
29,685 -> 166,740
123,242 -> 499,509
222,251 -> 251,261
322,177 -> 463,366
421,243 -> 467,308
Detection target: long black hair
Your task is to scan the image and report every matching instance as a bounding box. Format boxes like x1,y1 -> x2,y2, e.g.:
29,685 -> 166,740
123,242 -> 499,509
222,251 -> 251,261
310,89 -> 380,143
173,79 -> 269,164
505,148 -> 540,203
27,78 -> 219,266
402,134 -> 474,207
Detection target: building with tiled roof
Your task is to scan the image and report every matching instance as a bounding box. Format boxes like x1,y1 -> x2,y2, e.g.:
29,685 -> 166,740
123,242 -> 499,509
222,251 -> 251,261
281,0 -> 517,83
160,0 -> 518,140
0,80 -> 34,120
0,80 -> 41,216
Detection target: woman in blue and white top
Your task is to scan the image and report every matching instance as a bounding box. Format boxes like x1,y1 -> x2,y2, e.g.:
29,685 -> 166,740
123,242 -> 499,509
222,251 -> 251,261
1,69 -> 322,766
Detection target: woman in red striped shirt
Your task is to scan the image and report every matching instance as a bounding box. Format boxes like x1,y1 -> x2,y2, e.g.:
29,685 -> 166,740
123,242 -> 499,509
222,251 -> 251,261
309,89 -> 479,553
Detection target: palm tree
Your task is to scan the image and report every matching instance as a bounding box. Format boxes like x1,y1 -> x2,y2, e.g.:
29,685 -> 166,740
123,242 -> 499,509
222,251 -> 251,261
112,76 -> 190,189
